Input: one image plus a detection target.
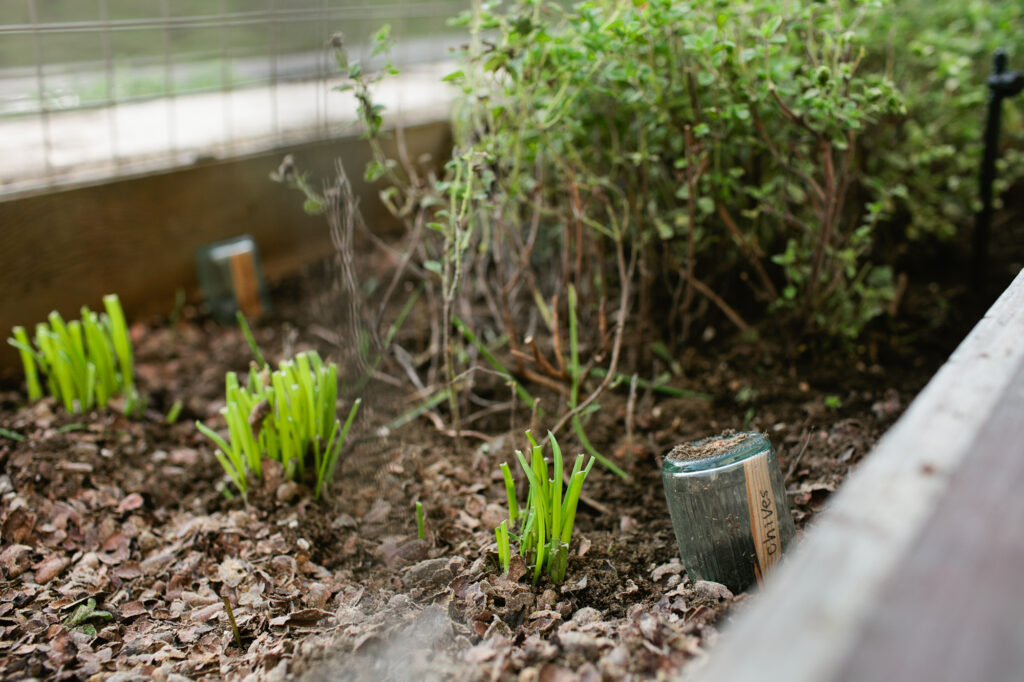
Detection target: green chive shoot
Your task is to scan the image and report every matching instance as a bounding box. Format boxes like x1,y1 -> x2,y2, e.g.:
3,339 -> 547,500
7,295 -> 140,416
0,427 -> 26,443
197,350 -> 360,501
415,501 -> 425,541
235,311 -> 268,369
500,462 -> 518,522
496,520 -> 511,574
165,399 -> 184,425
495,431 -> 594,585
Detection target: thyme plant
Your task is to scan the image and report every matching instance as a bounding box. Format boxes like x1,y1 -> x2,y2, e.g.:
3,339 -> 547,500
275,0 -> 1018,483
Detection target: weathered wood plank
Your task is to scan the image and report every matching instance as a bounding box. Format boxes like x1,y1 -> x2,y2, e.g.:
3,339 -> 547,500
0,121 -> 450,371
686,268 -> 1024,682
836,358 -> 1024,681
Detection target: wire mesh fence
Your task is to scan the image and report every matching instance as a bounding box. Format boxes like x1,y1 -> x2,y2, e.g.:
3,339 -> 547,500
0,0 -> 463,196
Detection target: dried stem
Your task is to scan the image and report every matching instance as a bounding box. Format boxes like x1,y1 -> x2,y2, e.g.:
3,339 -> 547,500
685,271 -> 751,333
716,202 -> 779,300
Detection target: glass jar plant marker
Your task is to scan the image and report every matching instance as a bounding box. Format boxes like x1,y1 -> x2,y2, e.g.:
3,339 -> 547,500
662,431 -> 795,592
195,235 -> 270,322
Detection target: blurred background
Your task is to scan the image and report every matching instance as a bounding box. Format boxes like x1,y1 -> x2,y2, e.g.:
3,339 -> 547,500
0,0 -> 464,196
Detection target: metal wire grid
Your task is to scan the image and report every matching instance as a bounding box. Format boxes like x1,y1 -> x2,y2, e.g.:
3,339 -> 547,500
0,0 -> 462,195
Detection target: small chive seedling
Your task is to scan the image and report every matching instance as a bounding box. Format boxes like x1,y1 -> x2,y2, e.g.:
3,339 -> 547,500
7,294 -> 140,415
196,350 -> 360,501
496,431 -> 594,584
495,520 -> 511,574
415,501 -> 426,541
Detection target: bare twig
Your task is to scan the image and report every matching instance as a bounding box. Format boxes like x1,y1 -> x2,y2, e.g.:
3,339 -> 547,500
768,83 -> 817,135
805,138 -> 836,313
222,596 -> 243,649
753,115 -> 825,204
685,271 -> 751,333
462,401 -> 515,427
681,126 -> 700,340
325,160 -> 382,370
422,409 -> 491,441
374,210 -> 425,335
716,202 -> 779,300
392,345 -> 427,392
785,428 -> 812,481
524,336 -> 568,380
550,294 -> 567,376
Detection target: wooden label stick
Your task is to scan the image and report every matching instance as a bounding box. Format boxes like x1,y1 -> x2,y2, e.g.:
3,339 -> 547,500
229,251 -> 263,318
744,452 -> 783,584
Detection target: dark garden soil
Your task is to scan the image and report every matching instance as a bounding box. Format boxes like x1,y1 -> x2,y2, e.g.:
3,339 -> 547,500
0,257 -> 978,681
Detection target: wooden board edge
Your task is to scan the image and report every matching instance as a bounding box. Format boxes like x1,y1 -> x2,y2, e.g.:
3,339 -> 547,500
685,268 -> 1024,682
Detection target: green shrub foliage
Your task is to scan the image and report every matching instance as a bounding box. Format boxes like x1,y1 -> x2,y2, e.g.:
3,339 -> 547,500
860,0 -> 1022,242
435,0 -> 914,341
281,0 -> 1020,470
422,0 -> 1018,342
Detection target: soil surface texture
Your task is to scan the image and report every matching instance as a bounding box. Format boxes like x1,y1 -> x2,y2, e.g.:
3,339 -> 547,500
0,261 -> 965,681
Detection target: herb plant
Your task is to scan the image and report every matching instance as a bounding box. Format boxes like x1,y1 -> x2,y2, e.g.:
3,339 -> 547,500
196,351 -> 360,500
63,598 -> 113,636
496,432 -> 594,584
859,0 -> 1022,244
278,0 -> 1019,482
7,294 -> 140,415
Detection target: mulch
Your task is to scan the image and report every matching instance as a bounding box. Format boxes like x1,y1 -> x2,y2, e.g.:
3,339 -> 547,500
0,269 -> 945,681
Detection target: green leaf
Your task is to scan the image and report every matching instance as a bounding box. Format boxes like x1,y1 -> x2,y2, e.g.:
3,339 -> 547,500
364,160 -> 389,182
0,427 -> 25,442
762,16 -> 782,38
371,25 -> 392,56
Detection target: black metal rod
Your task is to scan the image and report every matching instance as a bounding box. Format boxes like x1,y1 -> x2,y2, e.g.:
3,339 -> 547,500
972,49 -> 1024,293
972,50 -> 1008,292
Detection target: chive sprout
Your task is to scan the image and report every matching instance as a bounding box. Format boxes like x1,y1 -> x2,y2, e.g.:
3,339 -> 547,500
496,520 -> 511,574
235,310 -> 268,369
500,462 -> 518,522
7,295 -> 140,415
415,501 -> 426,541
165,399 -> 184,425
196,350 -> 360,501
495,431 -> 594,584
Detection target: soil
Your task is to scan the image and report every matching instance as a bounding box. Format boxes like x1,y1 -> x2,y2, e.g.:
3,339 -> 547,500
0,257 -> 975,681
664,430 -> 755,462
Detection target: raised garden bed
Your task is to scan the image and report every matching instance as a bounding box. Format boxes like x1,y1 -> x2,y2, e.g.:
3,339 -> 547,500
691,267 -> 1024,682
0,255 -> 981,680
3,1 -> 1022,678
